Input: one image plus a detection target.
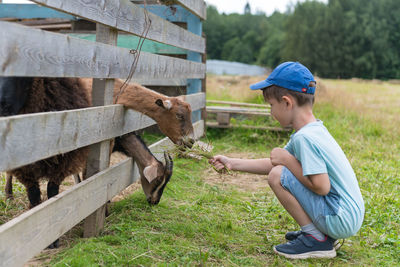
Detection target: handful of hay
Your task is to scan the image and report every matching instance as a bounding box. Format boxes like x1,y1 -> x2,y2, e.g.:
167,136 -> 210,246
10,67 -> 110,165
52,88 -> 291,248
171,141 -> 232,174
177,141 -> 214,160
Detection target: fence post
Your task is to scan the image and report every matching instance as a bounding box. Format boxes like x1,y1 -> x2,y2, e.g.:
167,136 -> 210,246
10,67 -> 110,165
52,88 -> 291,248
83,23 -> 118,238
187,12 -> 203,124
201,32 -> 207,136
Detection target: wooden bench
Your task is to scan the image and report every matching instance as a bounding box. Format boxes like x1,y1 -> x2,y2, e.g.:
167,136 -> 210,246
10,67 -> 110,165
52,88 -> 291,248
206,100 -> 291,132
207,100 -> 270,109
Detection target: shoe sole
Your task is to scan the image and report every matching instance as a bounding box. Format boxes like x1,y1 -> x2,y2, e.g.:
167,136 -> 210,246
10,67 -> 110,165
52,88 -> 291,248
273,247 -> 337,259
285,239 -> 342,251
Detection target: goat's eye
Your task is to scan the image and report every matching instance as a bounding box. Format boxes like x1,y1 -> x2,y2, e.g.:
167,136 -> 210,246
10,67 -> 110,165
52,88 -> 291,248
176,114 -> 184,120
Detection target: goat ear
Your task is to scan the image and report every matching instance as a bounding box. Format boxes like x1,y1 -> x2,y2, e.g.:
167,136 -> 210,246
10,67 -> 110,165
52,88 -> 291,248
155,99 -> 172,110
143,165 -> 158,183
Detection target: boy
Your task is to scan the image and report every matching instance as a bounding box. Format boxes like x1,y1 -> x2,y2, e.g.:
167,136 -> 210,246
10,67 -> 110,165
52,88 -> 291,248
209,62 -> 364,259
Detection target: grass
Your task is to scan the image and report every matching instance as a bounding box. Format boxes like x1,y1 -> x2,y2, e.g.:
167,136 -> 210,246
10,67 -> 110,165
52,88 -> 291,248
1,76 -> 399,265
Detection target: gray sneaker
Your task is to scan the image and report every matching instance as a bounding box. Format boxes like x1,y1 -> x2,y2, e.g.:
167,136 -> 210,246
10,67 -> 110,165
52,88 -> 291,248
274,232 -> 336,259
285,230 -> 343,250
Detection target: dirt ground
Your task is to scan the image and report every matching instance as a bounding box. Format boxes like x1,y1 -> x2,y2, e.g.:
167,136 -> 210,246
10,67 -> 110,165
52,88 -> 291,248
202,152 -> 269,192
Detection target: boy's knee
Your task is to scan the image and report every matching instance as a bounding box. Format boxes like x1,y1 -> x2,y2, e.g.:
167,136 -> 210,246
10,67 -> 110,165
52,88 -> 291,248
268,165 -> 283,188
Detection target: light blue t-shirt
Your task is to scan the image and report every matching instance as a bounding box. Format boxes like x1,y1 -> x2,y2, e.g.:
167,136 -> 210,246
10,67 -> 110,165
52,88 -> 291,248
285,120 -> 364,238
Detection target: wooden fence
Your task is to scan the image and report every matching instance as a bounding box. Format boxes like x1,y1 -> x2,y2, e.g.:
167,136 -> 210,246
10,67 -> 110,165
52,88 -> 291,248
0,1 -> 206,266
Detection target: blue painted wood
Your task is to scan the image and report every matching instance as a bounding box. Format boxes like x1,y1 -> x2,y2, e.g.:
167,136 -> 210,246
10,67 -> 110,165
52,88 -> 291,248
186,11 -> 203,122
68,33 -> 187,55
0,4 -> 76,19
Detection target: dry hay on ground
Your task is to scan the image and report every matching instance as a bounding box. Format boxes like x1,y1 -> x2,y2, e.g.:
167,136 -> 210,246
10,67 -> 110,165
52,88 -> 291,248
207,75 -> 265,102
316,78 -> 400,131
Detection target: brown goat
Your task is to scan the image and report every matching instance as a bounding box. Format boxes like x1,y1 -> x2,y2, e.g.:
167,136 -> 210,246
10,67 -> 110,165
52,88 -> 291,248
1,77 -> 195,247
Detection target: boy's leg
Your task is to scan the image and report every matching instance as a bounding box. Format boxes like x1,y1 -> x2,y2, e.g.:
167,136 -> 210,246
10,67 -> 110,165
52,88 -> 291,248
268,166 -> 336,259
268,166 -> 312,227
269,166 -> 325,240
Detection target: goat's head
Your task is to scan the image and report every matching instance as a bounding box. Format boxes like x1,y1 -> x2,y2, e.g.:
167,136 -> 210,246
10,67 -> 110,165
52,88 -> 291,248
154,96 -> 195,148
114,81 -> 196,147
0,77 -> 32,116
140,152 -> 173,205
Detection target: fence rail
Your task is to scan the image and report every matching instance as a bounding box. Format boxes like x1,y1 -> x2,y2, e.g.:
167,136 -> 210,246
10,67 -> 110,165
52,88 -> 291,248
131,0 -> 206,20
206,100 -> 270,109
0,22 -> 205,79
31,0 -> 205,53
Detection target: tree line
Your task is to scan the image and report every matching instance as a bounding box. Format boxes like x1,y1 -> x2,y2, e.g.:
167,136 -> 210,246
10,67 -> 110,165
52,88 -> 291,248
204,0 -> 400,79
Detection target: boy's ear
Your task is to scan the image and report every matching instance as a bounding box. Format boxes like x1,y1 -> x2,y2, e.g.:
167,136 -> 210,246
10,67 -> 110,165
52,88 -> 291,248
282,95 -> 293,108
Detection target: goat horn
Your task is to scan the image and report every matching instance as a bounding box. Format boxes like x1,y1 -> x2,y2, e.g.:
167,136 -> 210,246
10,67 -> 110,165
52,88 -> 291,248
164,152 -> 173,171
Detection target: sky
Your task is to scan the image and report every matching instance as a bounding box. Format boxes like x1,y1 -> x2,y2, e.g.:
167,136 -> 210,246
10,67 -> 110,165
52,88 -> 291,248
3,0 -> 328,16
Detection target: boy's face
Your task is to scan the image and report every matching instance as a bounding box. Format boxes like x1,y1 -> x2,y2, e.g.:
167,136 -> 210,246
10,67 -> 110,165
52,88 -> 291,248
265,97 -> 293,128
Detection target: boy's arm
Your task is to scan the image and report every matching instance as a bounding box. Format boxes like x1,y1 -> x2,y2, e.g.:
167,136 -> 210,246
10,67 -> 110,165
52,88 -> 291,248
270,148 -> 331,196
209,156 -> 273,175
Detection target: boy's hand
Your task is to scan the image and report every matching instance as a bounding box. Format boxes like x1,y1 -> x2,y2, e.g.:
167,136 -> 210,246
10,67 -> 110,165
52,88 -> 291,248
270,148 -> 290,166
209,155 -> 232,171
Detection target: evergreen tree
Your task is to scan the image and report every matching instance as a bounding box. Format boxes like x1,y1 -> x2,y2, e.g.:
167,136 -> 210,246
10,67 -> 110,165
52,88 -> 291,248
244,2 -> 251,14
203,1 -> 400,79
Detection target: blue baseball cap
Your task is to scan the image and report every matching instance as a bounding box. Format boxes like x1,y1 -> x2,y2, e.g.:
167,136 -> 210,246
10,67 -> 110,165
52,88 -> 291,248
250,62 -> 316,94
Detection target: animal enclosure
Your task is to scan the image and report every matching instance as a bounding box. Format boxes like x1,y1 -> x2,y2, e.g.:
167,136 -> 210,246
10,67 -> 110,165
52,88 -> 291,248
0,0 -> 206,266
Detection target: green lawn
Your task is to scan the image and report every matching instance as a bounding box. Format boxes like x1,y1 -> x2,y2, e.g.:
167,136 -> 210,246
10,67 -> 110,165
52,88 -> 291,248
1,78 -> 399,266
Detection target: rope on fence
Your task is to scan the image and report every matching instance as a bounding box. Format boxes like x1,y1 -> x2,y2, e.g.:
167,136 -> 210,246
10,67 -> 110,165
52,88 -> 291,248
115,0 -> 152,104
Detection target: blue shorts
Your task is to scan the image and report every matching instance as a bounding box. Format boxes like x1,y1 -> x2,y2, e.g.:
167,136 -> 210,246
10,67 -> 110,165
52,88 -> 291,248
280,166 -> 341,236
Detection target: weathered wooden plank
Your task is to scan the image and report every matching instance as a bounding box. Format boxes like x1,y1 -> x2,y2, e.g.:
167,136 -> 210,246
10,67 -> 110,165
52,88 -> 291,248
207,100 -> 270,109
193,119 -> 205,139
131,3 -> 192,22
206,106 -> 271,116
216,113 -> 230,125
67,33 -> 187,55
131,1 -> 206,20
0,158 -> 133,267
32,23 -> 72,30
175,0 -> 206,20
83,24 -> 118,238
0,22 -> 205,79
0,93 -> 205,172
0,3 -> 76,20
0,120 -> 204,267
184,92 -> 205,112
31,0 -> 205,53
